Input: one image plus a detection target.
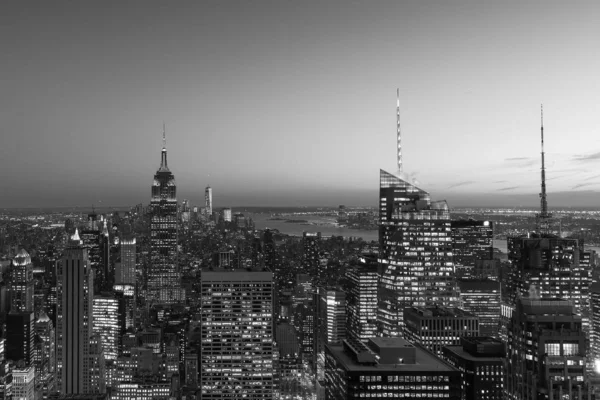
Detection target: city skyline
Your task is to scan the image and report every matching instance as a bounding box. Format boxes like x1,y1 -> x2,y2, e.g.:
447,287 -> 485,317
3,1 -> 600,208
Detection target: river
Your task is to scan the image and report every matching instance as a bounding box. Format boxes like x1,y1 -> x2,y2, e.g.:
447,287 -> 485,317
250,213 -> 600,254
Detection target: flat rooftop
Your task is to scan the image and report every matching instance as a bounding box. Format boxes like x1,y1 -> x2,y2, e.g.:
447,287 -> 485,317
443,345 -> 504,363
201,269 -> 273,281
328,339 -> 456,373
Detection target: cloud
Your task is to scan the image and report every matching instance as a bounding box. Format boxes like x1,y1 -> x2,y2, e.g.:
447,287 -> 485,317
448,180 -> 475,189
572,182 -> 600,190
584,174 -> 600,181
497,186 -> 520,191
573,152 -> 600,162
493,180 -> 507,184
505,157 -> 529,161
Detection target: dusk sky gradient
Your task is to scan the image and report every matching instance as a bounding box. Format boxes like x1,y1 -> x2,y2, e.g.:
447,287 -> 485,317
2,1 -> 600,208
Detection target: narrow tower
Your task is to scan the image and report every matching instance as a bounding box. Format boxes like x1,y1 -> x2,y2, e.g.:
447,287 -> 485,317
536,104 -> 553,234
396,88 -> 402,173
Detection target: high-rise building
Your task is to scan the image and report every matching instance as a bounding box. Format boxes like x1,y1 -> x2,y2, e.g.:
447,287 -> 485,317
148,128 -> 182,304
325,337 -> 461,400
451,220 -> 494,278
502,234 -> 590,341
590,281 -> 600,374
378,169 -> 457,337
12,364 -> 35,400
315,287 -> 346,382
302,232 -> 320,279
34,311 -> 55,385
205,185 -> 213,216
56,229 -> 95,395
506,296 -> 589,399
6,312 -> 35,365
11,249 -> 34,313
403,306 -> 479,358
113,284 -> 136,336
442,336 -> 505,400
222,208 -> 232,223
345,256 -> 378,342
458,278 -> 500,338
200,269 -> 274,399
116,234 -> 136,285
92,294 -> 119,361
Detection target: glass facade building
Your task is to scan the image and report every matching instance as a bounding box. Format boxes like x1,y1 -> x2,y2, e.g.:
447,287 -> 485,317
378,169 -> 457,338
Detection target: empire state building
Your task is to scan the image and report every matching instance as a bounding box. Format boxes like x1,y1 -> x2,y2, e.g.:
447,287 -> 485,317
148,129 -> 184,304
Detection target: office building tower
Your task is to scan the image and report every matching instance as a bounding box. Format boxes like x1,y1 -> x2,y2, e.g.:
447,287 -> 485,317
81,213 -> 105,293
451,220 -> 493,278
403,306 -> 479,358
116,234 -> 136,285
458,278 -> 500,338
325,337 -> 461,400
222,208 -> 232,223
591,281 -> 600,374
503,235 -> 590,342
275,322 -> 302,397
113,284 -> 136,335
34,311 -> 55,382
11,249 -> 34,312
302,232 -> 320,279
6,312 -> 35,365
200,269 -> 274,399
93,294 -> 119,361
205,185 -> 213,216
56,229 -> 95,395
378,168 -> 457,338
12,364 -> 35,400
345,256 -> 378,342
148,127 -> 182,304
506,296 -> 589,399
315,287 -> 346,383
442,337 -> 505,400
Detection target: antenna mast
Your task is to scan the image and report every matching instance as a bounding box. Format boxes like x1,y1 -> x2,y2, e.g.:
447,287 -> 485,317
397,88 -> 402,173
163,122 -> 166,149
540,105 -> 548,217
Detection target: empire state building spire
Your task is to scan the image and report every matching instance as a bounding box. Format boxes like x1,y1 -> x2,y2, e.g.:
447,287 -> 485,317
160,123 -> 169,171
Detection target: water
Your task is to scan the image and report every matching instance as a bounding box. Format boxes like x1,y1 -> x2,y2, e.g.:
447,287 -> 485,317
249,213 -> 379,242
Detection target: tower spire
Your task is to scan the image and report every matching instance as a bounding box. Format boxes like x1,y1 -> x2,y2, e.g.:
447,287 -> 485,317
397,88 -> 402,173
540,104 -> 548,217
160,123 -> 168,170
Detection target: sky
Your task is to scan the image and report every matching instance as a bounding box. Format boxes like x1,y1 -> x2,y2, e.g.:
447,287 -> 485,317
2,1 -> 600,209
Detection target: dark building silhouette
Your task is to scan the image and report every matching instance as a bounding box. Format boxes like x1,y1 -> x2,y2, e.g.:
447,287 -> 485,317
443,336 -> 505,400
6,311 -> 34,365
451,220 -> 493,278
325,337 -> 461,400
345,256 -> 378,342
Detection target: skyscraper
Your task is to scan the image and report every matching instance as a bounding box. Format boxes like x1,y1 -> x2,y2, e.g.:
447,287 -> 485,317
148,127 -> 182,304
458,278 -> 500,338
116,233 -> 135,285
345,256 -> 378,342
505,296 -> 589,399
205,185 -> 212,216
6,312 -> 34,365
92,294 -> 119,361
200,269 -> 274,399
315,287 -> 346,383
442,337 -> 505,400
11,249 -> 34,313
451,220 -> 493,278
56,229 -> 95,395
378,169 -> 457,337
302,232 -> 320,280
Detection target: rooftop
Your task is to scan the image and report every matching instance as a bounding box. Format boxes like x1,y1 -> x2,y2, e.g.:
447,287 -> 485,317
329,337 -> 456,373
